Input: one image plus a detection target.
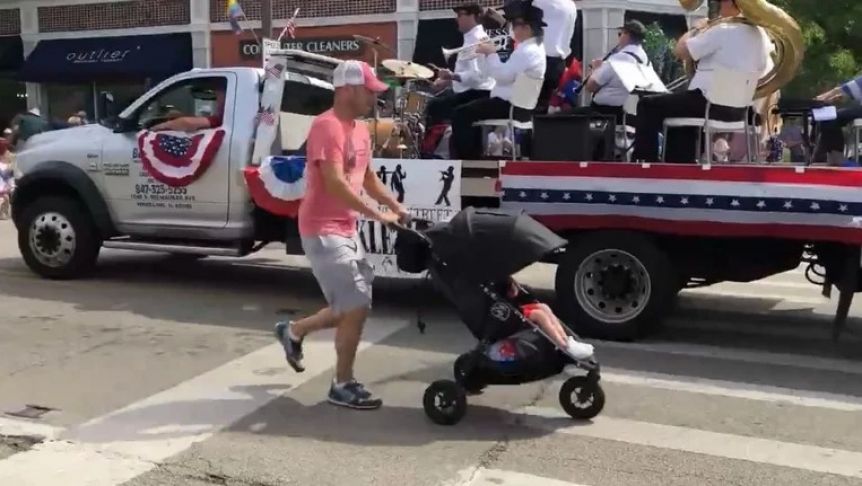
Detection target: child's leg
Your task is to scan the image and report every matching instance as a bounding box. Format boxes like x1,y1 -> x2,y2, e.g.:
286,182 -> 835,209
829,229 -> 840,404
526,308 -> 569,349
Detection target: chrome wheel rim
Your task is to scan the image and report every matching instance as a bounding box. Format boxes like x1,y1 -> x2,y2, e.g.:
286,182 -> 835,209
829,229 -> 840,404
29,212 -> 76,268
574,249 -> 651,324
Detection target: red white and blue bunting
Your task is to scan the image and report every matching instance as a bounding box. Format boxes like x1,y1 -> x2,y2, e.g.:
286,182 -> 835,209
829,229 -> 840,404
137,128 -> 226,187
243,155 -> 306,217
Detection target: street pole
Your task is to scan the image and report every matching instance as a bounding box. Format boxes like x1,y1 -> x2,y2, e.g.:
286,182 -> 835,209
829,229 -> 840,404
261,0 -> 272,39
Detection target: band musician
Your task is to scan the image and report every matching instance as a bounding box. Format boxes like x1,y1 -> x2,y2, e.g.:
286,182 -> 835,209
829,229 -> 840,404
451,1 -> 547,160
425,2 -> 495,127
577,20 -> 650,124
631,0 -> 769,163
533,0 -> 578,113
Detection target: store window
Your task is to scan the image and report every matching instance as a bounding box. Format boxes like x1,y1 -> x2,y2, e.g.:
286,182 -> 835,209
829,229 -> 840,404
47,80 -> 148,124
0,77 -> 26,130
47,83 -> 93,123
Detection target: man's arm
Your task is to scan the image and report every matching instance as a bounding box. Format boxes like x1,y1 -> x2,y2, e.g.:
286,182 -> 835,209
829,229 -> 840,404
363,165 -> 403,213
674,18 -> 710,61
151,116 -> 213,133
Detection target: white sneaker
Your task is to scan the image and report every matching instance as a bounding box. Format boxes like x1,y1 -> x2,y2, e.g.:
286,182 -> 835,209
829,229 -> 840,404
564,337 -> 594,360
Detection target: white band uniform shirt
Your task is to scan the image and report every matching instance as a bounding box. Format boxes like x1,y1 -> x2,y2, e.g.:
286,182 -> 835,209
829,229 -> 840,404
686,22 -> 769,94
479,37 -> 547,102
453,24 -> 496,93
533,0 -> 577,59
592,43 -> 649,107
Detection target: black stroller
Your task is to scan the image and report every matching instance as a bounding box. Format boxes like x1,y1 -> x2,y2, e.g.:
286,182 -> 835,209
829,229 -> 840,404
394,208 -> 604,426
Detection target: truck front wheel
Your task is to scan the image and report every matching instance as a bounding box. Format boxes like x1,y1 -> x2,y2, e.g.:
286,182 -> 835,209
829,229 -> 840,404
555,231 -> 676,341
18,196 -> 101,279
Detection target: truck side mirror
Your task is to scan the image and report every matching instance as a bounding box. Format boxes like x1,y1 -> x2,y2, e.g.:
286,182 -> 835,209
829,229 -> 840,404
99,91 -> 115,121
113,117 -> 139,133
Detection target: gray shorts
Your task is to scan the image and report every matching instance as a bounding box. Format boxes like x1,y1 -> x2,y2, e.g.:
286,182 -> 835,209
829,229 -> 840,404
302,234 -> 374,314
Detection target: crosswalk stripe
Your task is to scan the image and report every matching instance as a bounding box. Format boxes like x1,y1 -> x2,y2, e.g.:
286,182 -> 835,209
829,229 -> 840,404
0,418 -> 63,441
0,317 -> 409,486
516,407 -> 862,479
599,369 -> 862,411
682,288 -> 828,305
663,317 -> 860,342
449,467 -> 589,486
591,339 -> 862,376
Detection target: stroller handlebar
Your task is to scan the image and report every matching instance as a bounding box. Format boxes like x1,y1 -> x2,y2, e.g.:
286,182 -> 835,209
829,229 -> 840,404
387,218 -> 433,244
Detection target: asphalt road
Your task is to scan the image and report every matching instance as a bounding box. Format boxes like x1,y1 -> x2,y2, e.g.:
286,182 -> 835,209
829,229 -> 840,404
1,219 -> 862,486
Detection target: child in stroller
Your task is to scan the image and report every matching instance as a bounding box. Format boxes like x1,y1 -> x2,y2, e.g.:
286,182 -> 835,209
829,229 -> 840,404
395,207 -> 605,426
496,276 -> 595,361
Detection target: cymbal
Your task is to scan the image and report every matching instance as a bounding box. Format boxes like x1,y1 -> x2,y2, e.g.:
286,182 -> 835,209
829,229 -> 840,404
381,59 -> 434,80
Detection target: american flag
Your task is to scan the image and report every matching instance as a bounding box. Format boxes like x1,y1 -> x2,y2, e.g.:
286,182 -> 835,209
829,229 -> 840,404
278,8 -> 299,40
500,162 -> 862,245
265,63 -> 284,80
256,107 -> 277,126
157,134 -> 193,159
138,129 -> 226,187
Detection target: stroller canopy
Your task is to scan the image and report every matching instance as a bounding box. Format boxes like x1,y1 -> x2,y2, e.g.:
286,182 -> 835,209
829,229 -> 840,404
424,207 -> 567,283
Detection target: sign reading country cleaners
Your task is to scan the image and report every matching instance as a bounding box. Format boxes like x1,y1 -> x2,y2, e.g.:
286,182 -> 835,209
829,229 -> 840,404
240,38 -> 362,59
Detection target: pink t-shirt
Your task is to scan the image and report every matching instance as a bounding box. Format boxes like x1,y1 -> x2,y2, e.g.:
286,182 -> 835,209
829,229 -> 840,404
299,108 -> 371,237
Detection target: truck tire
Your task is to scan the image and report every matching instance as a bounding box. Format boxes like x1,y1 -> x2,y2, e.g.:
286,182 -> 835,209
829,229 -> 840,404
555,231 -> 676,341
17,196 -> 101,279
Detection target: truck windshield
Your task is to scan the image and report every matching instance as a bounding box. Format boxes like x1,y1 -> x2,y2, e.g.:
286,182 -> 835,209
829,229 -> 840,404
281,80 -> 333,116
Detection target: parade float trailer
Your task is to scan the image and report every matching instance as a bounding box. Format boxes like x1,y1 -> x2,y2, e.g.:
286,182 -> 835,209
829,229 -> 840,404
11,50 -> 862,342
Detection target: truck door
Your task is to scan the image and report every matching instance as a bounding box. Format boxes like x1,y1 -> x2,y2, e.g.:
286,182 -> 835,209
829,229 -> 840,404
101,73 -> 236,231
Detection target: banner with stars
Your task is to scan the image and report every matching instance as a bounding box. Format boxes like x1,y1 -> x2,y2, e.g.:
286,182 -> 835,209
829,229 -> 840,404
137,128 -> 226,187
501,162 -> 862,245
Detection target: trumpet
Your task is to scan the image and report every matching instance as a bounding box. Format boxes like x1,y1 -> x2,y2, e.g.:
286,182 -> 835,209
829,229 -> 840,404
441,35 -> 508,61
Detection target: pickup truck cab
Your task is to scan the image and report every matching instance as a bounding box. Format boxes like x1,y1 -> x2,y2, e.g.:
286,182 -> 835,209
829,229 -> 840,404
12,50 -> 339,279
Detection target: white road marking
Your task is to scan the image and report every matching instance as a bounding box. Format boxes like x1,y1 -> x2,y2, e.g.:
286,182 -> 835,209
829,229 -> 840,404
591,340 -> 862,376
0,418 -> 63,441
448,467 -> 589,486
516,407 -> 862,479
0,317 -> 409,486
663,317 -> 860,342
682,288 -> 828,305
599,369 -> 862,412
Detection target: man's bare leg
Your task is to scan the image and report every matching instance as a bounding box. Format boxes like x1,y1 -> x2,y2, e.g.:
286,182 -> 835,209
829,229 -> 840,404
333,306 -> 369,383
327,306 -> 382,409
292,308 -> 338,339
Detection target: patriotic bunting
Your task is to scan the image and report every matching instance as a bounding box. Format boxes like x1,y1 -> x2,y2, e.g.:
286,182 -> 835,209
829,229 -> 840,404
243,155 -> 306,217
137,129 -> 226,187
501,162 -> 862,245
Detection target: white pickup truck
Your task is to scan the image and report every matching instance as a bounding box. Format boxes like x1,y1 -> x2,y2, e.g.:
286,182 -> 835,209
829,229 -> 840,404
12,50 -> 351,279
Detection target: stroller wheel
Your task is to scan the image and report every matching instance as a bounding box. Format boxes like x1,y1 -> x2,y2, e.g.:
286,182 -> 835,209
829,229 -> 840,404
559,376 -> 605,420
423,380 -> 467,426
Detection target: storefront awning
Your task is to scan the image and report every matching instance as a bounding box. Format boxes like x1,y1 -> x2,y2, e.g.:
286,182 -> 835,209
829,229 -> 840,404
0,36 -> 23,72
20,33 -> 192,83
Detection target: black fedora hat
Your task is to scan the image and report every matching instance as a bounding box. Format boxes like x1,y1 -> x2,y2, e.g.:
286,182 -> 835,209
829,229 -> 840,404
508,1 -> 547,29
452,2 -> 483,16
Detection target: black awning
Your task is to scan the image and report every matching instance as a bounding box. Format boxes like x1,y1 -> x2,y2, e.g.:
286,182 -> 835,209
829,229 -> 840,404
0,36 -> 22,71
21,33 -> 192,83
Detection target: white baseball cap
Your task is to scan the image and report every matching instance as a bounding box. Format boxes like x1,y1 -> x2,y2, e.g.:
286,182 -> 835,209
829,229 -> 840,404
332,60 -> 389,93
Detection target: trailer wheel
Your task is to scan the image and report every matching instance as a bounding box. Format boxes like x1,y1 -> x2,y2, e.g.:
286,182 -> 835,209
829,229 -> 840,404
555,231 -> 676,341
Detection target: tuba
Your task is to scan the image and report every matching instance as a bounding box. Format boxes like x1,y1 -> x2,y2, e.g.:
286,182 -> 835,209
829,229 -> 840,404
677,0 -> 804,98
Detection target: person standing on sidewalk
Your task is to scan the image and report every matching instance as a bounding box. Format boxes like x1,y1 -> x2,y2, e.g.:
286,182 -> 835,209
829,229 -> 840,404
275,60 -> 409,410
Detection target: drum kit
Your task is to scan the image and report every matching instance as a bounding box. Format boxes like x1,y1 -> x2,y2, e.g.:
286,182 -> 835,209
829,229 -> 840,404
354,35 -> 437,159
